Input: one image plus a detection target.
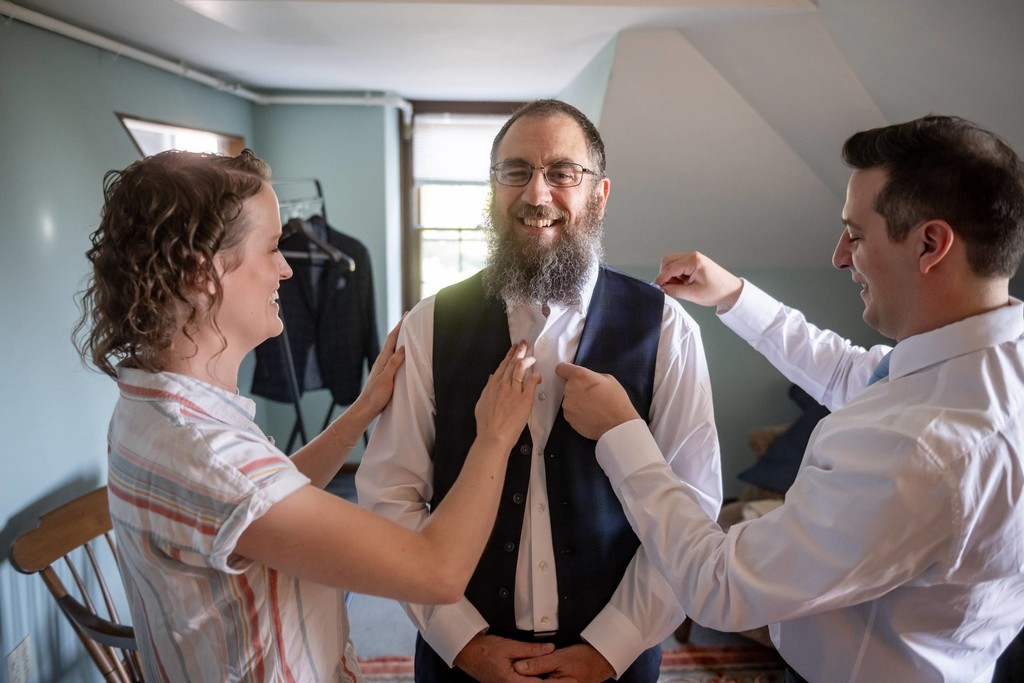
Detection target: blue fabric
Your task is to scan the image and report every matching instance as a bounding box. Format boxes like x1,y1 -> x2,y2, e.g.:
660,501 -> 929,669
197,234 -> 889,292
867,350 -> 893,386
738,384 -> 828,494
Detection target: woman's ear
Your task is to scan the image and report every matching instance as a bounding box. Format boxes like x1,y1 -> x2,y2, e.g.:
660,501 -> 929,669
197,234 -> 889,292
918,220 -> 955,274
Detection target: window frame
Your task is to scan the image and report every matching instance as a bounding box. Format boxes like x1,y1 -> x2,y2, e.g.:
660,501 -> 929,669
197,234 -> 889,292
116,112 -> 245,158
401,100 -> 524,311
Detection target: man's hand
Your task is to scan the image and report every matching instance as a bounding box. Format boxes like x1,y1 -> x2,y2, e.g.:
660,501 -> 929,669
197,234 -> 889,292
655,251 -> 743,310
513,643 -> 614,683
555,363 -> 640,441
453,634 -> 556,682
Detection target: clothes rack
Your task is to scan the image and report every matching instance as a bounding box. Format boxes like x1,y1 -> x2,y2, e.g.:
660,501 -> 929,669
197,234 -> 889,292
267,179 -> 368,453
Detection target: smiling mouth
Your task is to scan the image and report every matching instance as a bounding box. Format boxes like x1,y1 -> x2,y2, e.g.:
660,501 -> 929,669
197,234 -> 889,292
523,217 -> 557,229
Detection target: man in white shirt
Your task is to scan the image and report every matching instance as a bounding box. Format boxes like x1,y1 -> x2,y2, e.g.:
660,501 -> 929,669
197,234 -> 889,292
555,115 -> 1024,683
357,99 -> 722,682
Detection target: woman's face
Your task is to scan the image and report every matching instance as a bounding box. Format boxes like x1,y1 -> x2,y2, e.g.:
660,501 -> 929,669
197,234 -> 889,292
213,183 -> 293,354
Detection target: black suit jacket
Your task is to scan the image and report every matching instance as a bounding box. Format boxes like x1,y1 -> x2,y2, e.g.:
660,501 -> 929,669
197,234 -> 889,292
252,215 -> 380,407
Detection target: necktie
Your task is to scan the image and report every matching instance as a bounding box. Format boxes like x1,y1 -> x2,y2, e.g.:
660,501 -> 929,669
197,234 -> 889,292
866,351 -> 892,386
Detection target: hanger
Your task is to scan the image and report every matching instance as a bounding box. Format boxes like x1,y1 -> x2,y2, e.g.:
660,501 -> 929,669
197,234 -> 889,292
273,178 -> 355,271
280,217 -> 356,271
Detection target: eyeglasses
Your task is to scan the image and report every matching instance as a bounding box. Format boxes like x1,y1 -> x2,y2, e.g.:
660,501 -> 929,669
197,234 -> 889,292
490,161 -> 599,188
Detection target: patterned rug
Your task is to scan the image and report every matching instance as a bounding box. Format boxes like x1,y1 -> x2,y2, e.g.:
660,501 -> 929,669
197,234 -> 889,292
358,644 -> 785,683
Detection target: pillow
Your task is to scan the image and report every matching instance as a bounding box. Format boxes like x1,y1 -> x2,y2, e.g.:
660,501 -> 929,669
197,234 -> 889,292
737,385 -> 829,493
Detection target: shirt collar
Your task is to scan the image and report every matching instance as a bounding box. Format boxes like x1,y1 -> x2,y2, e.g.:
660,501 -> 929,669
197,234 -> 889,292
116,366 -> 258,429
890,298 -> 1024,381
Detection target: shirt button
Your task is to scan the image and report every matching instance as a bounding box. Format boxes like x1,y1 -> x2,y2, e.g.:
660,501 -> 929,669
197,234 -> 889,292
537,504 -> 546,513
538,393 -> 547,401
539,336 -> 548,345
541,617 -> 550,626
539,561 -> 548,571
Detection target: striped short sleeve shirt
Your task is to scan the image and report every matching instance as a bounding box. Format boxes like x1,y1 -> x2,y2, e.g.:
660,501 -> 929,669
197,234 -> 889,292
108,367 -> 363,682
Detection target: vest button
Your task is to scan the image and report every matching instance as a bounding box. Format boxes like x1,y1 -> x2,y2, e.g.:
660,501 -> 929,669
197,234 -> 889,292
512,493 -> 524,504
562,594 -> 571,601
499,588 -> 510,599
519,444 -> 531,456
547,452 -> 556,459
504,541 -> 516,552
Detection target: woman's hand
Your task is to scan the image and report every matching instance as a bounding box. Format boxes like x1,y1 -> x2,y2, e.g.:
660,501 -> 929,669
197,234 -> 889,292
474,341 -> 540,447
356,316 -> 406,417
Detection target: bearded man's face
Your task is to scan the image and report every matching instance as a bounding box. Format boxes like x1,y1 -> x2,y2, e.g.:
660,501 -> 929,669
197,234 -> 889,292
482,114 -> 609,308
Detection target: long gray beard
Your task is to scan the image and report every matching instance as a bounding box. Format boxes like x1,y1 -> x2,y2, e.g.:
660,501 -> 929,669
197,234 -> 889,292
482,193 -> 604,310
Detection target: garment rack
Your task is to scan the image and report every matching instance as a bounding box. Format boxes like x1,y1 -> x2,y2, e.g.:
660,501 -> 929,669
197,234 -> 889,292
269,179 -> 365,453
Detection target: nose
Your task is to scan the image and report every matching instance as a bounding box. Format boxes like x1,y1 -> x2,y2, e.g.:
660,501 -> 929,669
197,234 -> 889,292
277,252 -> 293,280
521,167 -> 553,205
832,230 -> 852,270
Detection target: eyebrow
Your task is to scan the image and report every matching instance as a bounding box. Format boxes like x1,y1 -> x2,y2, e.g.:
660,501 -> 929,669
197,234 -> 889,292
499,156 -> 580,165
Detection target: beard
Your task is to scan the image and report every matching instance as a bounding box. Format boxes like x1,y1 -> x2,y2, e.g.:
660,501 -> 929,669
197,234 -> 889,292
482,191 -> 605,310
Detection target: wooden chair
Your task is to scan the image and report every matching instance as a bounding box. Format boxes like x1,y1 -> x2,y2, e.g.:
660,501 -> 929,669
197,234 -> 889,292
10,486 -> 143,682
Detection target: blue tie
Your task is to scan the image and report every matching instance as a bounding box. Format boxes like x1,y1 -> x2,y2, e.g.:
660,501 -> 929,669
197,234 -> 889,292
867,351 -> 892,386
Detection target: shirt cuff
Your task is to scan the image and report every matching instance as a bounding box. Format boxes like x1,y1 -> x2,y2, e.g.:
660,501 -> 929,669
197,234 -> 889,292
718,279 -> 782,343
596,419 -> 663,490
419,598 -> 489,667
580,603 -> 646,678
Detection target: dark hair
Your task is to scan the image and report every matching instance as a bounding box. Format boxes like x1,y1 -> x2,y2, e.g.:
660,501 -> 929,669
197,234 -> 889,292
74,148 -> 271,378
842,115 -> 1024,277
490,99 -> 606,176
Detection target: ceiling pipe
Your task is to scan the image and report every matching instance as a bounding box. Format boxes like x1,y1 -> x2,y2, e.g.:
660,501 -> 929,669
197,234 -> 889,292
0,0 -> 413,124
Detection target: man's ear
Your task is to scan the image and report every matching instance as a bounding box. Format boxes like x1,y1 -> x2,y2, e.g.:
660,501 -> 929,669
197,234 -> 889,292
595,177 -> 611,219
918,220 -> 955,274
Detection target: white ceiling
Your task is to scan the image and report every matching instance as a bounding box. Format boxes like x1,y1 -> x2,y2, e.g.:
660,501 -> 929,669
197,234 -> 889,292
12,0 -> 816,101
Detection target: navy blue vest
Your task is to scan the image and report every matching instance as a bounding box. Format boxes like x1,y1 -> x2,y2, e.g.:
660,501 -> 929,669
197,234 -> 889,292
431,266 -> 662,639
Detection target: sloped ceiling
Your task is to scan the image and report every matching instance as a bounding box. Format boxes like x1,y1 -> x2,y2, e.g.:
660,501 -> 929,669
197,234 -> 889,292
597,0 -> 1024,269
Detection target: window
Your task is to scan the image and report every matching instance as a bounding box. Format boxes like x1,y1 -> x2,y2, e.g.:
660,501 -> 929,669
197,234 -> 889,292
117,113 -> 245,157
403,102 -> 522,307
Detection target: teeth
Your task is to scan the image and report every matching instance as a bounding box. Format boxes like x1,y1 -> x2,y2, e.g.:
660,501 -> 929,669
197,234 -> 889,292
271,291 -> 280,303
524,218 -> 555,228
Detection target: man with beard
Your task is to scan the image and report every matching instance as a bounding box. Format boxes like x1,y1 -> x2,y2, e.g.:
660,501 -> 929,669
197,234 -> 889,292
357,99 -> 722,682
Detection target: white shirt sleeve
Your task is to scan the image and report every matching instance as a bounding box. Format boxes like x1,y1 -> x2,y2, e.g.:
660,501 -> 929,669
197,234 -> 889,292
596,416 -> 951,632
720,280 -> 891,412
581,297 -> 723,675
355,298 -> 489,665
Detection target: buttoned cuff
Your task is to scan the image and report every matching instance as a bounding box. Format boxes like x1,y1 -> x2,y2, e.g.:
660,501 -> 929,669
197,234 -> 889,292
418,598 -> 489,667
717,279 -> 782,342
596,419 -> 663,490
581,603 -> 647,678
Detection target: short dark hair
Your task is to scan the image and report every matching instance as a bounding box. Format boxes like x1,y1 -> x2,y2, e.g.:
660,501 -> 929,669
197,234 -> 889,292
74,149 -> 271,378
842,115 -> 1024,277
490,99 -> 606,176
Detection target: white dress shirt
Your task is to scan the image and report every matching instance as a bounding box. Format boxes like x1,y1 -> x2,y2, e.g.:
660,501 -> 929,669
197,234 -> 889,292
356,265 -> 722,675
597,280 -> 1024,682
